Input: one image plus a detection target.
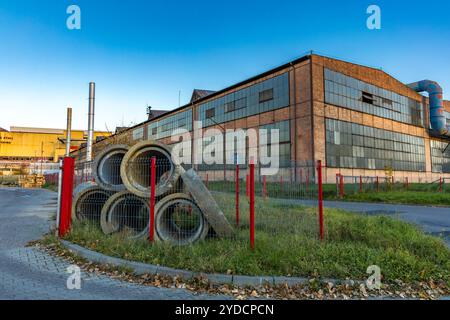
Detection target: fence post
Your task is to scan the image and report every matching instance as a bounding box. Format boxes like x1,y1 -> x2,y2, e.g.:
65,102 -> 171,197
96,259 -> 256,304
249,161 -> 255,250
339,175 -> 344,198
280,175 -> 283,193
236,165 -> 239,227
149,157 -> 156,242
317,161 -> 324,241
359,175 -> 362,193
58,157 -> 75,237
263,176 -> 267,199
376,176 -> 379,192
336,173 -> 340,197
55,159 -> 63,236
246,174 -> 249,199
440,177 -> 443,193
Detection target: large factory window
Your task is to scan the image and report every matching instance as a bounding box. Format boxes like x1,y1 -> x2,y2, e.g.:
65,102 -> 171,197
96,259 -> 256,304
147,109 -> 193,140
259,120 -> 291,168
324,69 -> 423,127
325,119 -> 425,171
431,140 -> 450,173
198,73 -> 289,128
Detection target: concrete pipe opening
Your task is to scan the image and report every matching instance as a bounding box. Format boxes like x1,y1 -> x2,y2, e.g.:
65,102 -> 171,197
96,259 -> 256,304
72,184 -> 112,224
100,191 -> 150,239
120,141 -> 181,198
154,193 -> 210,245
93,144 -> 128,191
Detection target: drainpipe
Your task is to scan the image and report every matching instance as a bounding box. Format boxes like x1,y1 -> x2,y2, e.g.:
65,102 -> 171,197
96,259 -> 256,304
408,80 -> 447,135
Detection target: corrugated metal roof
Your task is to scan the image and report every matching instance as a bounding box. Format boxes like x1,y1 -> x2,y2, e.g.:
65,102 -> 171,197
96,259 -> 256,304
10,127 -> 65,134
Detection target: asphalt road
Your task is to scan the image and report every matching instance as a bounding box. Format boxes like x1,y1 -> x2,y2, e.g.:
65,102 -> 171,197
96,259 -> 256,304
0,187 -> 228,300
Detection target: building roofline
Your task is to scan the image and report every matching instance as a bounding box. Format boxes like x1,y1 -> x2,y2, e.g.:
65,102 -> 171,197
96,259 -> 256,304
81,54 -> 313,149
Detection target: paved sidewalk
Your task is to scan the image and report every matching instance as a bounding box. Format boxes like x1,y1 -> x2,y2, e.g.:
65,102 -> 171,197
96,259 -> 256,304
0,187 -> 228,300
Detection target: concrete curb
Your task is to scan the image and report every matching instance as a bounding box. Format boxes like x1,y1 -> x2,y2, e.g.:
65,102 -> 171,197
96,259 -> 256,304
60,240 -> 362,287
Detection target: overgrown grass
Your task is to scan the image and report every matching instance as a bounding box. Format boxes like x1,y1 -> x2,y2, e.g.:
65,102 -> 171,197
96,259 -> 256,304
57,192 -> 450,285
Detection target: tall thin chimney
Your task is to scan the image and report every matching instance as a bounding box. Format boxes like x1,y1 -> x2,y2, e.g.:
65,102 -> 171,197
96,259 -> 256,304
65,107 -> 72,156
86,82 -> 95,161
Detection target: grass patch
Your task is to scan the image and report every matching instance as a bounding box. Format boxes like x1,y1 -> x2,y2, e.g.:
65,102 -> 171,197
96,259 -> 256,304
339,190 -> 450,206
61,192 -> 449,285
42,183 -> 58,192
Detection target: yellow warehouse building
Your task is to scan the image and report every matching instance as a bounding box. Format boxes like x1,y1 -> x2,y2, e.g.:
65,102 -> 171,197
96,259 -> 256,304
0,126 -> 110,163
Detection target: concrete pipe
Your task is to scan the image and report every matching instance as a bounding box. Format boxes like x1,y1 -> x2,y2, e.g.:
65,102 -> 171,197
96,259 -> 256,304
93,144 -> 129,192
72,183 -> 112,223
153,193 -> 210,245
100,190 -> 150,239
120,140 -> 181,198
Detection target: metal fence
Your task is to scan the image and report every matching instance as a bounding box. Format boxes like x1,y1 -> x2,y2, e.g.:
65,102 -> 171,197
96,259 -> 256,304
56,153 -> 325,249
334,173 -> 450,198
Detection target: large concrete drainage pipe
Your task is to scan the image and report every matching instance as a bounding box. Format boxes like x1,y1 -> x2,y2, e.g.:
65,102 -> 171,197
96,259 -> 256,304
72,183 -> 112,224
100,191 -> 150,239
153,193 -> 210,245
120,140 -> 181,198
93,144 -> 128,191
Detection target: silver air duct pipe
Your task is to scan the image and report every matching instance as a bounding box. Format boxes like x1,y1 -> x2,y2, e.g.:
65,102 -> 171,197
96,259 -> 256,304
65,107 -> 72,156
86,82 -> 95,161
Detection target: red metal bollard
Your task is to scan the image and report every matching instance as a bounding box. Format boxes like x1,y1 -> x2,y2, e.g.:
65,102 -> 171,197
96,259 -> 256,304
236,165 -> 239,227
149,157 -> 156,242
359,175 -> 362,193
440,177 -> 443,193
249,162 -> 255,250
317,161 -> 324,241
58,157 -> 75,237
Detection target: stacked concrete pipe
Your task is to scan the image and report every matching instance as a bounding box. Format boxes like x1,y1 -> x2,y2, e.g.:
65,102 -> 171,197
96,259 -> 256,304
72,182 -> 112,224
120,140 -> 182,198
73,140 -> 234,245
93,144 -> 129,192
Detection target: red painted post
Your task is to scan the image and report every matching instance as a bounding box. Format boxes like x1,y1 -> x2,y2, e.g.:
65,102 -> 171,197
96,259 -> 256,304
339,175 -> 344,198
149,157 -> 156,242
235,165 -> 239,227
440,177 -> 443,193
249,162 -> 255,250
336,173 -> 340,196
317,161 -> 324,241
263,176 -> 267,199
376,176 -> 379,192
58,157 -> 75,237
359,175 -> 363,193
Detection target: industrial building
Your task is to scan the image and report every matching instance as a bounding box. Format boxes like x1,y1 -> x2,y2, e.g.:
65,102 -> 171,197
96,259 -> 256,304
0,126 -> 110,175
75,54 -> 450,182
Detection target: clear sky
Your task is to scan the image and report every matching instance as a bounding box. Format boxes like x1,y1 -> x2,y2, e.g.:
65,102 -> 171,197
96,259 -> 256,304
0,0 -> 449,132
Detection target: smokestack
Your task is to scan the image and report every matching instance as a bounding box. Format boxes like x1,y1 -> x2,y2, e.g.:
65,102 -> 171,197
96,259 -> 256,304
86,82 -> 95,161
65,107 -> 72,156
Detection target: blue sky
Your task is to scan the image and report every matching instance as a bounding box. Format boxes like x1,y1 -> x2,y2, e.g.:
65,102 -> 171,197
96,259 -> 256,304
0,0 -> 449,131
